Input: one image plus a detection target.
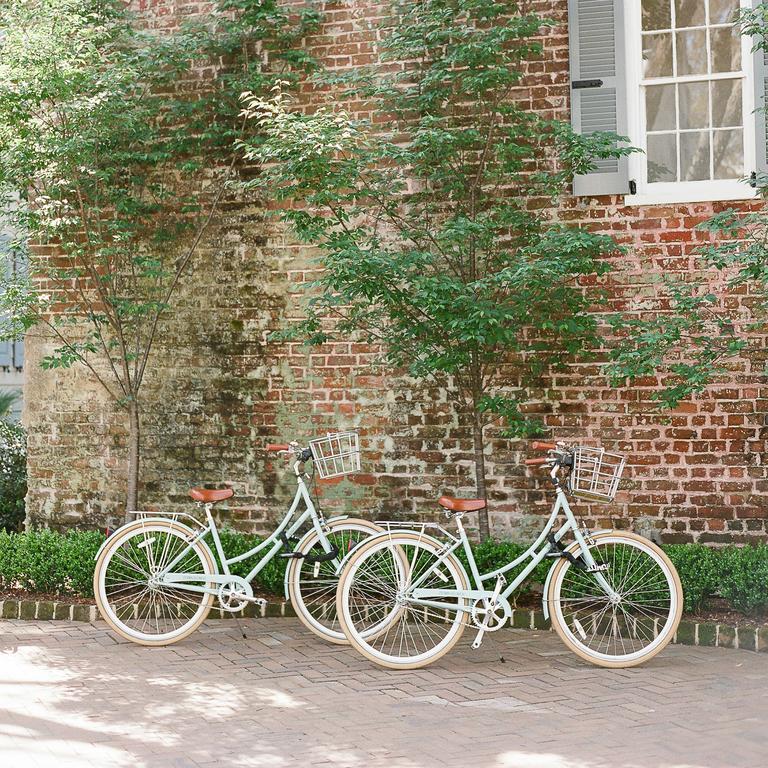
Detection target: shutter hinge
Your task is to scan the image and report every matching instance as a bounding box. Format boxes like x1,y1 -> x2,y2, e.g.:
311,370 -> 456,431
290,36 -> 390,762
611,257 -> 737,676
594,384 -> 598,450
571,79 -> 603,89
750,171 -> 757,188
629,179 -> 637,195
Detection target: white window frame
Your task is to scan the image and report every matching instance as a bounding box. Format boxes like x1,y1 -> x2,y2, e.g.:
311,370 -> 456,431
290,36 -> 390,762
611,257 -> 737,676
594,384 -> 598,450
624,0 -> 759,205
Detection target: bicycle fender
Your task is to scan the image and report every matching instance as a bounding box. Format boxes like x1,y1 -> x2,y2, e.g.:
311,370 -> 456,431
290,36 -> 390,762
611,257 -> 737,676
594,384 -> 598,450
282,514 -> 349,600
93,517 -> 211,563
541,529 -> 613,621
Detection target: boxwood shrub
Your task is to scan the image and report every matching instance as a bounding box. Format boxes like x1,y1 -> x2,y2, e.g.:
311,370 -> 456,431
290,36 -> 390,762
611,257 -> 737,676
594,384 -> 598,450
0,528 -> 766,616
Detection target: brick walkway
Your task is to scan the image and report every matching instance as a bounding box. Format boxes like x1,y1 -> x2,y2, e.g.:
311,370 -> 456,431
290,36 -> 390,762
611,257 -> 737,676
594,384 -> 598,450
0,618 -> 765,768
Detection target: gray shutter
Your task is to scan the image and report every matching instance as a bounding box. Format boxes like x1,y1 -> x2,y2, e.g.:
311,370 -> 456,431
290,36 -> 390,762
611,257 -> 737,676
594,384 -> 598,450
753,7 -> 768,176
568,0 -> 629,196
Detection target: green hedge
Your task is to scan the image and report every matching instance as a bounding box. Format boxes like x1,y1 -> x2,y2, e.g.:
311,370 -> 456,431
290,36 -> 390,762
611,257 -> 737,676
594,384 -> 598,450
0,421 -> 26,532
0,529 -> 766,616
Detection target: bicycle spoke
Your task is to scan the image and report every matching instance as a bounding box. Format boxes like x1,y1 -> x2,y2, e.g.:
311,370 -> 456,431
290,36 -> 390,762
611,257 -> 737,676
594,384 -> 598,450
553,537 -> 677,662
290,522 -> 380,642
340,536 -> 467,666
98,524 -> 212,641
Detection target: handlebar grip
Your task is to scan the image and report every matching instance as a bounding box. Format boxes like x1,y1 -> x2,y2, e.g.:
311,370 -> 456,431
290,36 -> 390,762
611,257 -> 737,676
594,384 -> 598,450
266,443 -> 290,452
531,441 -> 557,451
524,457 -> 550,466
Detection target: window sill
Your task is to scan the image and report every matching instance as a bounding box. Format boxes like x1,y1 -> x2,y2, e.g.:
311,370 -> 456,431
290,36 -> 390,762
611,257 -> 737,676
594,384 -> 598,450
623,181 -> 759,207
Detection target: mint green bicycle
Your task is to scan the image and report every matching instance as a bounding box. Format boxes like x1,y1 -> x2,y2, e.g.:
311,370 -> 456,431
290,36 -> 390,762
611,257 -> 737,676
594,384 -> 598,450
336,441 -> 683,669
94,431 -> 379,646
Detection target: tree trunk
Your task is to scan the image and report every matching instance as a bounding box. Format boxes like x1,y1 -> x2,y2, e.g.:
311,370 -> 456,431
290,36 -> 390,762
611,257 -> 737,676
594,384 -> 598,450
126,396 -> 140,516
471,407 -> 490,540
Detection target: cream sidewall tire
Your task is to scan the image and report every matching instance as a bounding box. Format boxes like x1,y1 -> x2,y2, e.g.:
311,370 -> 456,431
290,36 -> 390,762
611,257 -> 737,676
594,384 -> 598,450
336,532 -> 469,670
548,531 -> 683,668
287,518 -> 382,645
94,520 -> 216,647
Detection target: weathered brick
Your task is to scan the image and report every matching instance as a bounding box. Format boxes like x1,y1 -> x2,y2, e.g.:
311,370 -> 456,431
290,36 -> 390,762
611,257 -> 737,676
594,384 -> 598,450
19,0 -> 768,547
697,623 -> 717,647
675,621 -> 695,646
53,603 -> 72,621
718,625 -> 737,649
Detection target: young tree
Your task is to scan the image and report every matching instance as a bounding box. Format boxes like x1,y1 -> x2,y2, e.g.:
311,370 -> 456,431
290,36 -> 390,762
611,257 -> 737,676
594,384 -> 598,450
0,0 -> 318,513
240,0 -> 628,538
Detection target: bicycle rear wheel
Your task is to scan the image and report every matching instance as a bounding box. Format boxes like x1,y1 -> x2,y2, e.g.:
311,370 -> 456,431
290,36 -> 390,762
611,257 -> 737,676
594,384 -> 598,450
548,531 -> 682,667
287,518 -> 382,644
337,532 -> 469,669
94,519 -> 216,646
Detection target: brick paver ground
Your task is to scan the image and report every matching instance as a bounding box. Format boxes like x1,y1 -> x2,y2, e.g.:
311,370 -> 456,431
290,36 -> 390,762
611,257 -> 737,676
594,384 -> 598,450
0,618 -> 764,768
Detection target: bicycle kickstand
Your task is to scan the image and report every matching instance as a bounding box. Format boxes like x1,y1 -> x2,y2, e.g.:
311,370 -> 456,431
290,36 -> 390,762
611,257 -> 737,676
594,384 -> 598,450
234,613 -> 248,640
471,576 -> 505,650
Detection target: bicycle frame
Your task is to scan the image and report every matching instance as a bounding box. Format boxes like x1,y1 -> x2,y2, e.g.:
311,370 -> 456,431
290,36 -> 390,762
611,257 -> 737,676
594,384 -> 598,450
406,483 -> 617,616
153,462 -> 339,599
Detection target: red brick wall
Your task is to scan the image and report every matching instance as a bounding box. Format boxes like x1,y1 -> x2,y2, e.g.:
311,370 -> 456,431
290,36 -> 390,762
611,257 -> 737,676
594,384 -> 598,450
24,0 -> 768,543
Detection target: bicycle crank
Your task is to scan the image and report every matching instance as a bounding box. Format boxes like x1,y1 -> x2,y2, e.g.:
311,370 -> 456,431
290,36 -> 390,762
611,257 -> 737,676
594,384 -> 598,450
470,600 -> 507,633
470,577 -> 510,650
218,582 -> 267,613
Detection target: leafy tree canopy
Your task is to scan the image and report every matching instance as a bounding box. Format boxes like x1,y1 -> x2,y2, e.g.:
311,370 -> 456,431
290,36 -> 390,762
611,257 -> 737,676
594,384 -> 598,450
241,0 -> 630,536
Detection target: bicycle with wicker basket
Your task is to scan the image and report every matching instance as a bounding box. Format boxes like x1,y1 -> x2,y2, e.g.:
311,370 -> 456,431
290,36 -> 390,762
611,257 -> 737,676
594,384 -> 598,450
335,441 -> 683,669
93,431 -> 379,646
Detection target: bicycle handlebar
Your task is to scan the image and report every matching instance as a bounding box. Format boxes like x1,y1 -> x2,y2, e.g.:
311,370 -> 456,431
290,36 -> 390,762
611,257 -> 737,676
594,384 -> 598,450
531,441 -> 557,451
266,443 -> 290,452
524,457 -> 550,466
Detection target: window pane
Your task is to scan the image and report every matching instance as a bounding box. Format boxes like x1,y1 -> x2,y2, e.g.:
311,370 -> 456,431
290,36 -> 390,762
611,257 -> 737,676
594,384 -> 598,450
679,81 -> 709,129
647,134 -> 677,181
712,78 -> 742,127
710,26 -> 741,73
713,129 -> 743,178
709,0 -> 739,24
643,0 -> 671,31
674,0 -> 705,27
680,132 -> 711,180
643,33 -> 674,77
646,84 -> 677,130
676,30 -> 708,75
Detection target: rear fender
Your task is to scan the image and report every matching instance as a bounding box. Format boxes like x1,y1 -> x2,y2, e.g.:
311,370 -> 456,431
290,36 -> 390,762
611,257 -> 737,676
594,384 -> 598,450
94,517 -> 213,567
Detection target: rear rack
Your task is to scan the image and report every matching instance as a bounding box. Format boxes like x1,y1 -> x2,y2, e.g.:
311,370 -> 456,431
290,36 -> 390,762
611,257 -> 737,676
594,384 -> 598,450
127,510 -> 208,535
375,520 -> 460,544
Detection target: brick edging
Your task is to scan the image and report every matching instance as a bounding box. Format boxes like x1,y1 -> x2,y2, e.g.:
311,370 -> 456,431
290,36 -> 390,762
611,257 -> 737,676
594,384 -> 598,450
2,599 -> 765,653
510,608 -> 767,653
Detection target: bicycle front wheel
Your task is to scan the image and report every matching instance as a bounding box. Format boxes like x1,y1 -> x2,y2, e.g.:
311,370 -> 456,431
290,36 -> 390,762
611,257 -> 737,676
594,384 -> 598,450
548,531 -> 682,667
337,532 -> 470,669
287,517 -> 382,644
94,519 -> 216,646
